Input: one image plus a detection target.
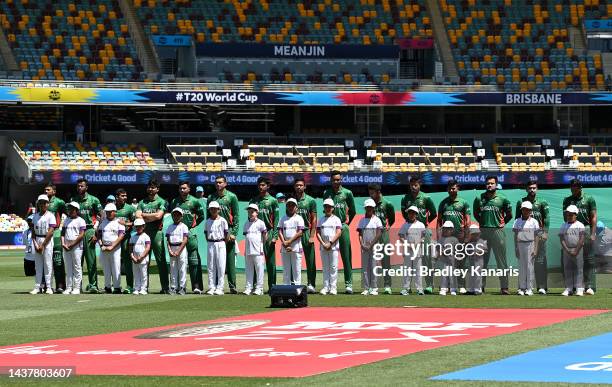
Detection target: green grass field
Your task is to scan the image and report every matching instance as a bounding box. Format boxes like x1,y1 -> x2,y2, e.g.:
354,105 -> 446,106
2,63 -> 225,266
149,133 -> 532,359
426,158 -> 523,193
1,250 -> 611,386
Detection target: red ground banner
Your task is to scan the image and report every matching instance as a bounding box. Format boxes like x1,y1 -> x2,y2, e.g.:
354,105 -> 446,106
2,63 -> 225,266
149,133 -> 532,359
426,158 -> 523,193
0,307 -> 604,377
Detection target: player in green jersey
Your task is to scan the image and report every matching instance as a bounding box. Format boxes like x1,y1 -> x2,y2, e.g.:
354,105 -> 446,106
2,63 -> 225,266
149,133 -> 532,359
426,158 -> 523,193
44,183 -> 66,293
207,176 -> 240,293
115,188 -> 136,294
401,176 -> 437,293
562,179 -> 597,294
294,177 -> 317,293
473,176 -> 513,294
249,177 -> 279,291
515,180 -> 550,294
170,181 -> 206,294
70,178 -> 102,293
368,183 -> 395,294
136,179 -> 169,294
322,171 -> 356,294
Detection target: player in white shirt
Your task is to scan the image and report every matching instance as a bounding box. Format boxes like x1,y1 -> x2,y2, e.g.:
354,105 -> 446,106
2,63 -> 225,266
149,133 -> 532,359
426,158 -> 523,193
30,195 -> 57,294
357,199 -> 383,295
317,199 -> 343,295
61,202 -> 86,294
23,215 -> 35,277
512,201 -> 540,296
205,201 -> 229,295
398,206 -> 426,295
559,205 -> 586,296
243,203 -> 267,295
130,218 -> 151,295
166,208 -> 189,295
437,221 -> 460,296
278,198 -> 305,285
96,203 -> 125,293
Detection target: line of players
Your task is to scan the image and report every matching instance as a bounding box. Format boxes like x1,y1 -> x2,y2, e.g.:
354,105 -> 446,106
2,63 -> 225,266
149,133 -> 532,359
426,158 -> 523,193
24,172 -> 598,296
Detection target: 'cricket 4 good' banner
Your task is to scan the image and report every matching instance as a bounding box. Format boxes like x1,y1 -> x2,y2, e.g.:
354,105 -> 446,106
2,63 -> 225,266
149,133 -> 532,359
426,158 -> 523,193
0,307 -> 603,377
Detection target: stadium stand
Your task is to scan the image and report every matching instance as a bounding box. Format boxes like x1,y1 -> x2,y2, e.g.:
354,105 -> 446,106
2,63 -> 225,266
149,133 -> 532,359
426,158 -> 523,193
369,143 -> 478,172
494,143 -> 547,172
566,143 -> 612,171
0,213 -> 27,232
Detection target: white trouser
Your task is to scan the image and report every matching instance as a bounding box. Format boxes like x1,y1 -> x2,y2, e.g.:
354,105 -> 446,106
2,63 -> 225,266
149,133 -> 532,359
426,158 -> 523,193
100,247 -> 122,289
439,255 -> 457,290
281,250 -> 302,285
33,237 -> 53,289
517,241 -> 535,290
63,246 -> 83,291
207,241 -> 226,290
467,255 -> 484,292
169,245 -> 187,290
361,248 -> 377,290
132,257 -> 149,292
245,254 -> 265,291
563,248 -> 584,290
320,248 -> 339,291
403,254 -> 423,291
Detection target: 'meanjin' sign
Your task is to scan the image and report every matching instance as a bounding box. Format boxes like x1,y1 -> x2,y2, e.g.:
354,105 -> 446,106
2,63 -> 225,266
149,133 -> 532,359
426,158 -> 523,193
0,308 -> 604,377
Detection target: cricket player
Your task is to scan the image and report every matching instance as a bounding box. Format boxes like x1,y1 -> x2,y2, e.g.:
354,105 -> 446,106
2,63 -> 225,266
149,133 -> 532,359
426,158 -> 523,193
166,208 -> 189,295
30,194 -> 56,294
559,205 -> 586,296
44,183 -> 66,293
357,199 -> 383,295
136,179 -> 169,294
248,177 -> 279,291
243,203 -> 267,295
205,201 -> 229,295
317,198 -> 342,295
369,183 -> 395,294
401,175 -> 437,294
562,179 -> 597,294
130,218 -> 151,295
438,221 -> 459,296
437,179 -> 471,293
23,215 -> 35,277
207,176 -> 239,293
294,177 -> 317,293
278,198 -> 305,285
115,188 -> 136,294
398,206 -> 426,295
466,224 -> 487,295
512,201 -> 540,296
70,178 -> 102,293
170,181 -> 206,293
515,180 -> 550,295
61,202 -> 86,294
473,175 -> 513,294
97,203 -> 125,293
323,170 -> 356,294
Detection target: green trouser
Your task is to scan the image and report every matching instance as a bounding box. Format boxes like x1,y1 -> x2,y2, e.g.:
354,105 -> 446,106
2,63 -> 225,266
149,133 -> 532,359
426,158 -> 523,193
120,237 -> 133,289
225,240 -> 237,291
147,230 -> 169,291
302,230 -> 316,287
379,231 -> 392,288
583,237 -> 596,290
82,228 -> 98,289
535,238 -> 548,290
263,239 -> 277,290
481,228 -> 509,289
339,224 -> 352,287
423,231 -> 433,288
52,230 -> 65,290
187,233 -> 203,291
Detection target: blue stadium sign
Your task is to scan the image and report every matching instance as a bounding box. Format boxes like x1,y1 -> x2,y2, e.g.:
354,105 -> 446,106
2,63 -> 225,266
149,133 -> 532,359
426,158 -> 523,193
152,35 -> 192,47
195,43 -> 399,59
584,19 -> 612,31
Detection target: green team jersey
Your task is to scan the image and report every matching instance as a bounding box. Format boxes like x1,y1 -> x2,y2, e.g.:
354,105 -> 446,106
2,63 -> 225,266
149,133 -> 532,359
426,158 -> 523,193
116,202 -> 136,229
401,191 -> 437,224
207,190 -> 239,236
47,196 -> 66,226
170,194 -> 205,230
438,196 -> 471,230
374,197 -> 395,230
249,193 -> 279,239
70,193 -> 102,227
137,195 -> 167,233
562,193 -> 597,227
515,196 -> 550,229
322,187 -> 356,224
473,192 -> 512,228
296,193 -> 317,230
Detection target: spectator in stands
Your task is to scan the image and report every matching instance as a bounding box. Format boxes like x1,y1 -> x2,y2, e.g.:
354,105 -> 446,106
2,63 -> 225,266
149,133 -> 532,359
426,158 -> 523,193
75,121 -> 85,143
606,75 -> 612,92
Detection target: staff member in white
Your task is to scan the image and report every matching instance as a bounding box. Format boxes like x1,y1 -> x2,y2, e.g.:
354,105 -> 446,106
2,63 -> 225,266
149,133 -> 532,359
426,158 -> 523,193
61,202 -> 86,294
30,195 -> 56,294
317,198 -> 342,295
243,203 -> 267,295
96,203 -> 125,294
357,199 -> 383,295
205,201 -> 229,295
130,218 -> 151,295
398,206 -> 426,295
166,208 -> 189,295
559,205 -> 586,296
512,201 -> 540,296
278,198 -> 305,285
466,224 -> 487,295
